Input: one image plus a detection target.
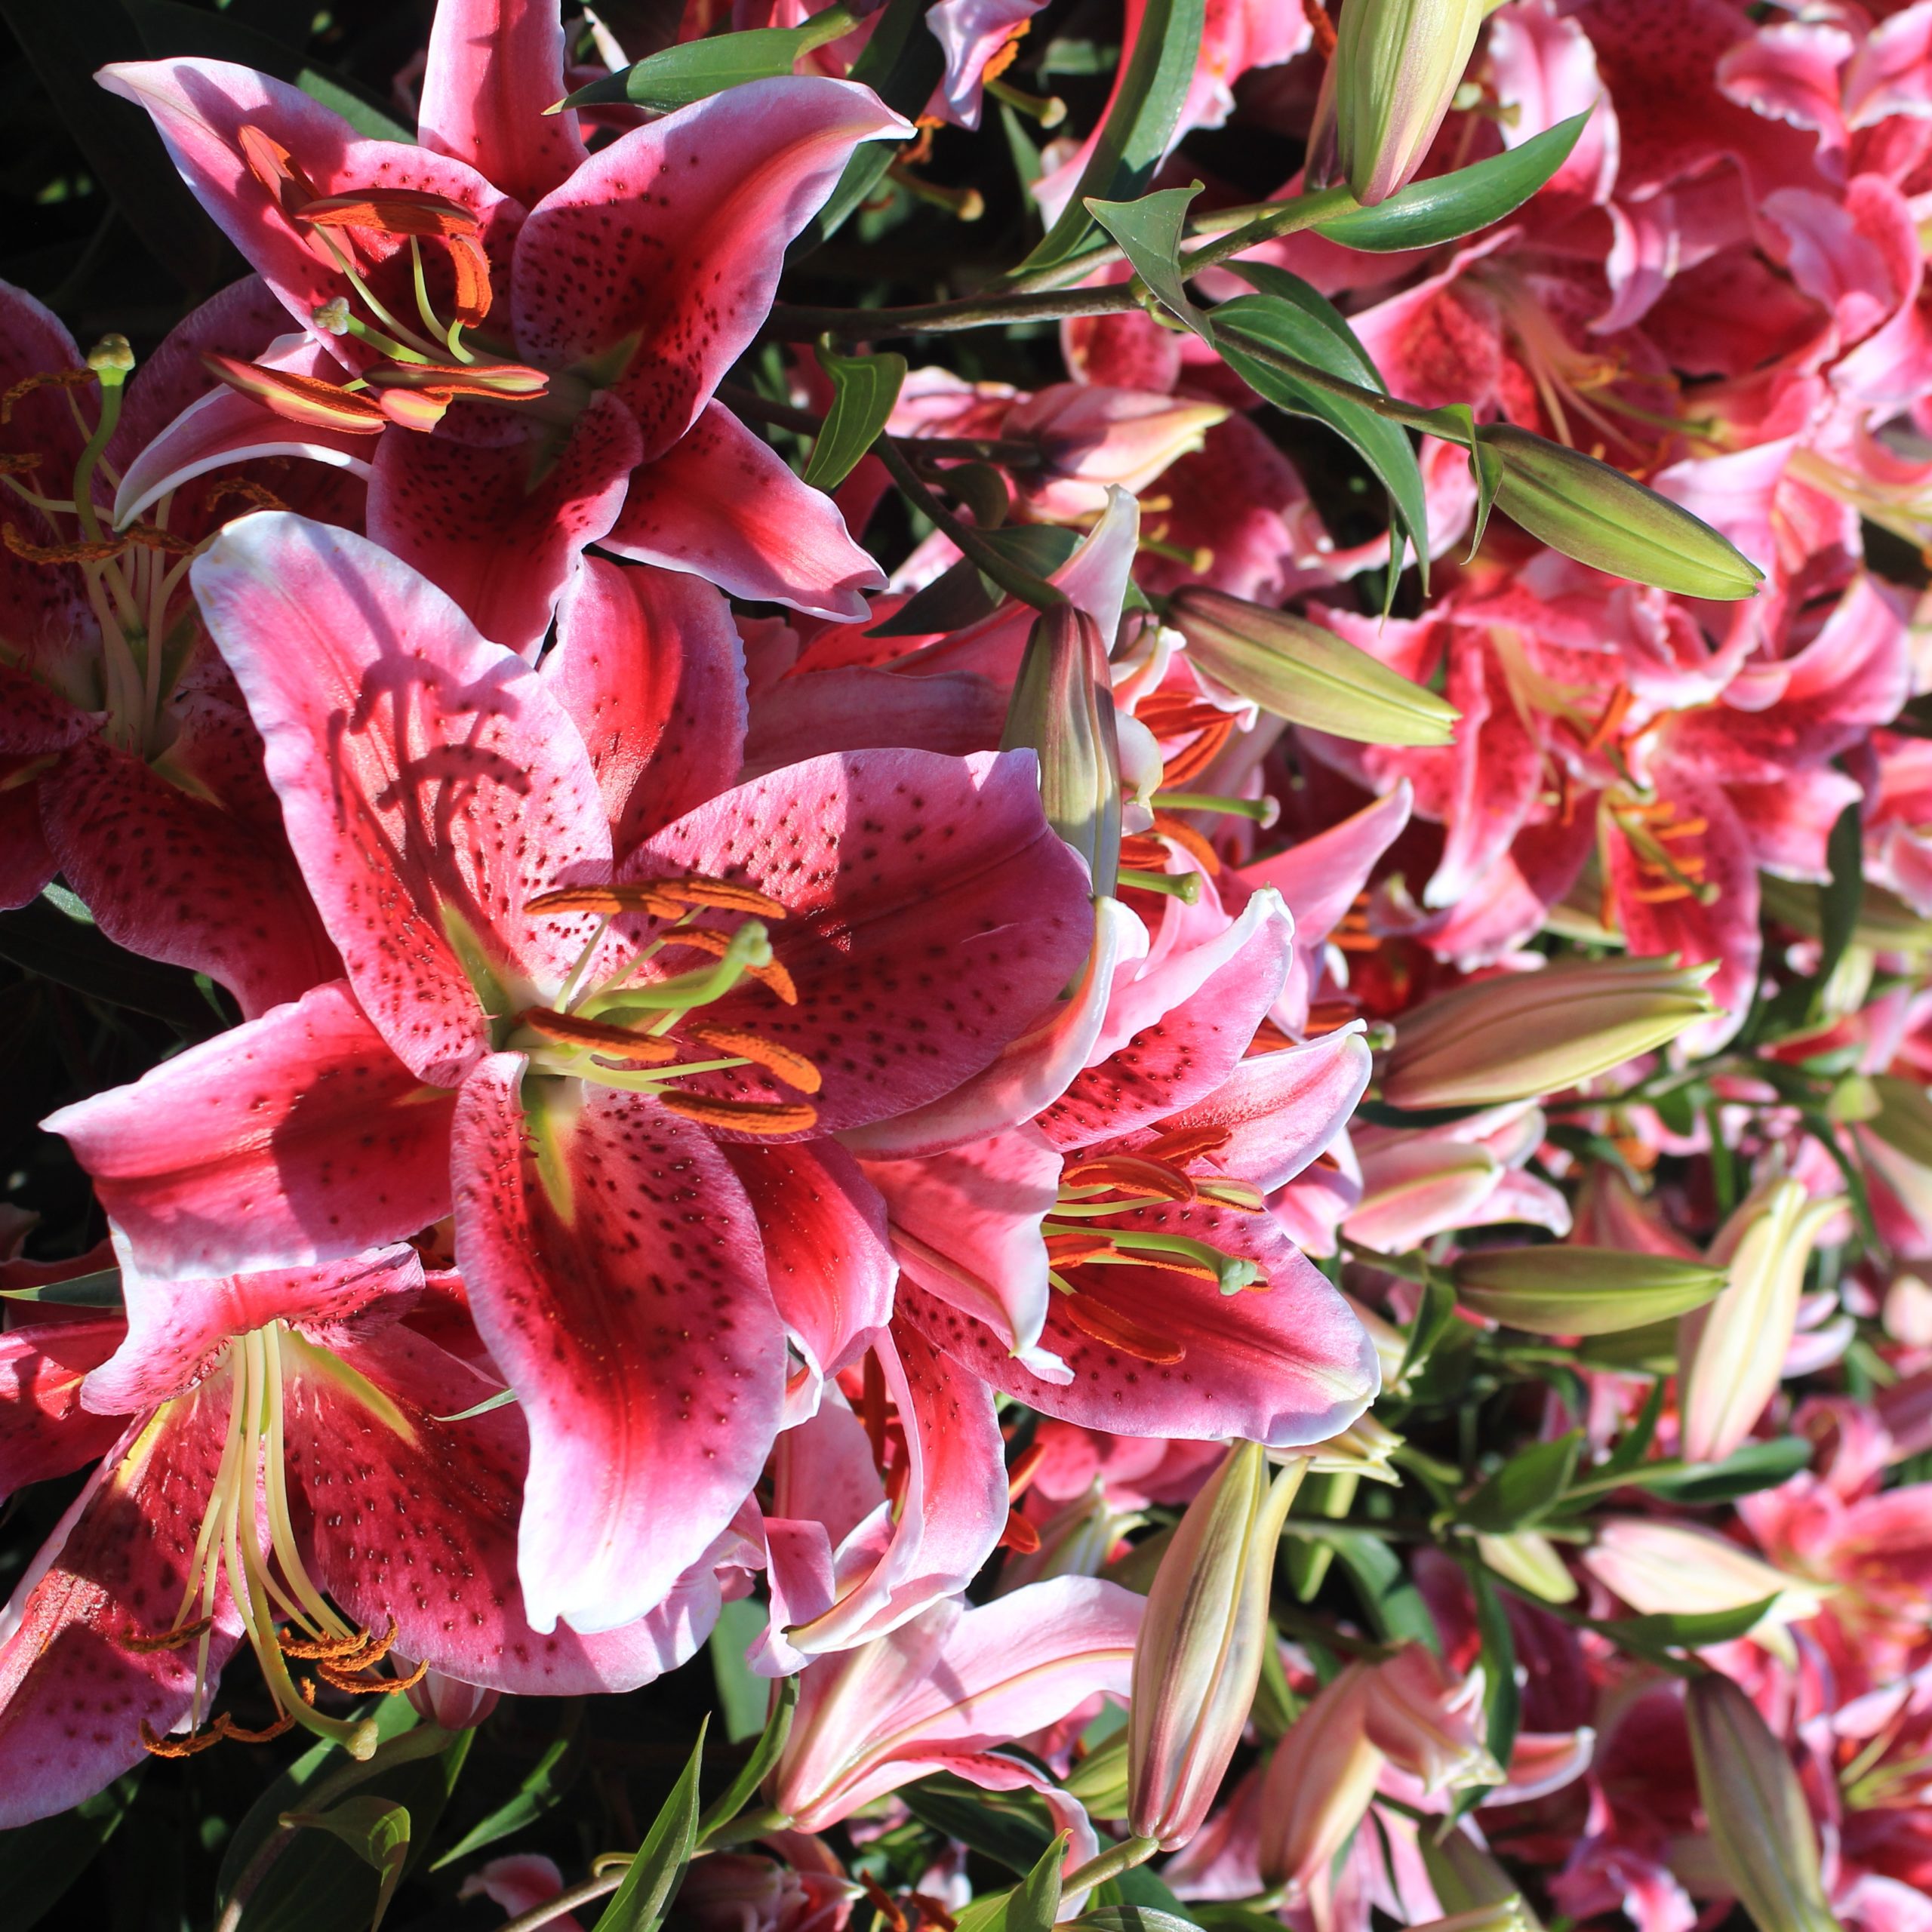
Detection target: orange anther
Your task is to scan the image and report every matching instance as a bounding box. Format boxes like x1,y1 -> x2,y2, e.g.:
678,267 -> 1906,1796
515,1007 -> 682,1066
654,1092 -> 818,1136
682,1023 -> 822,1095
1058,1293 -> 1187,1364
202,352 -> 386,435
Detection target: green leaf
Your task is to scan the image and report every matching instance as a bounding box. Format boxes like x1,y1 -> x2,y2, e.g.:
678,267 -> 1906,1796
1011,1831 -> 1070,1932
280,1799 -> 409,1932
708,1598 -> 769,1743
1597,1377 -> 1667,1483
1313,112 -> 1591,254
1069,1911 -> 1201,1932
1086,183 -> 1211,340
592,1719 -> 708,1932
0,1771 -> 141,1930
297,69 -> 415,143
803,345 -> 907,491
792,0 -> 944,256
901,1775 -> 1057,1875
1321,1528 -> 1441,1652
1639,1436 -> 1814,1505
1395,1267 -> 1459,1388
1091,1863 -> 1193,1917
0,898 -> 225,1031
0,1266 -> 123,1307
1466,1560 -> 1520,1780
566,13 -> 854,110
1812,799 -> 1864,1016
1461,1432 -> 1583,1534
1,0 -> 226,291
431,1703 -> 583,1870
870,526 -> 1081,635
1594,1595 -> 1779,1658
698,1674 -> 799,1843
1017,0 -> 1207,272
1214,273 -> 1428,592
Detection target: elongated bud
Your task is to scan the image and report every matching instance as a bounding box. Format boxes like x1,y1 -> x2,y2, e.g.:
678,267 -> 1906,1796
1866,1072 -> 1932,1168
1255,1665 -> 1382,1891
1126,1444 -> 1305,1849
1421,1828 -> 1544,1929
1333,0 -> 1487,205
1452,1244 -> 1727,1337
1297,1413 -> 1404,1481
1582,1518 -> 1829,1636
1685,1674 -> 1841,1932
1476,426 -> 1762,599
1381,957 -> 1718,1110
1474,1529 -> 1577,1604
1168,587 -> 1458,746
1003,605 -> 1122,898
1679,1180 -> 1843,1465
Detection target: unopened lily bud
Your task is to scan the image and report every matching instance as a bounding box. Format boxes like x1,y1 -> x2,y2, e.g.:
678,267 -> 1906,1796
401,1661 -> 501,1730
1582,1518 -> 1829,1647
1127,1443 -> 1306,1849
1295,1412 -> 1404,1482
1452,1244 -> 1727,1337
1475,1529 -> 1577,1604
1685,1673 -> 1841,1932
1680,1180 -> 1843,1466
1255,1665 -> 1383,1892
1333,0 -> 1487,205
1358,1645 -> 1500,1796
1065,1731 -> 1131,1816
1381,958 -> 1718,1110
1476,426 -> 1762,599
1866,1072 -> 1932,1168
1002,605 -> 1122,899
1421,1823 -> 1543,1927
1168,587 -> 1457,746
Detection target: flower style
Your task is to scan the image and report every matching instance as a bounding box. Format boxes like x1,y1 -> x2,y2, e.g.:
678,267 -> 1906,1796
44,512 -> 1095,1638
100,0 -> 909,654
0,1248 -> 749,1827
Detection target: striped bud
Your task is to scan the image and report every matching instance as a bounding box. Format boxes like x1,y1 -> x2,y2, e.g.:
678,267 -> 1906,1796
1381,958 -> 1718,1110
1127,1444 -> 1305,1849
1686,1674 -> 1841,1932
1477,426 -> 1762,598
1003,605 -> 1122,898
1168,588 -> 1459,746
1452,1244 -> 1727,1336
1333,0 -> 1487,205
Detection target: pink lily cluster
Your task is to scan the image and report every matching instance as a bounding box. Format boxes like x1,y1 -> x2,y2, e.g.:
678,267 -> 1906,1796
4,0 -> 1932,1925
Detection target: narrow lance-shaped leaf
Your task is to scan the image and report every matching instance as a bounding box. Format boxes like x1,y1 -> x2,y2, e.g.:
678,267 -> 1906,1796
594,1720 -> 709,1932
279,1800 -> 411,1932
430,1704 -> 584,1871
698,1675 -> 800,1844
564,11 -> 857,109
1018,0 -> 1207,272
804,344 -> 908,491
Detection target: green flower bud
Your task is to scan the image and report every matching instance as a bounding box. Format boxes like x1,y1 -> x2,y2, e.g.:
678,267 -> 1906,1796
1380,957 -> 1719,1110
1451,1244 -> 1727,1336
1334,0 -> 1488,206
1685,1673 -> 1841,1932
1867,1072 -> 1932,1168
1002,605 -> 1121,898
1421,1826 -> 1544,1930
1474,1530 -> 1577,1604
1476,425 -> 1763,599
1127,1444 -> 1304,1849
1167,587 -> 1459,746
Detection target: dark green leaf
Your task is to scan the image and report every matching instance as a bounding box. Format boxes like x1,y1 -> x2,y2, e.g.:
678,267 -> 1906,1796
901,1775 -> 1057,1875
1638,1436 -> 1814,1504
791,0 -> 943,255
297,71 -> 415,143
280,1799 -> 409,1932
0,1266 -> 123,1307
1214,276 -> 1428,591
1598,1377 -> 1667,1483
1011,1831 -> 1069,1932
1070,1911 -> 1201,1932
1395,1268 -> 1459,1387
1595,1595 -> 1779,1657
0,896 -> 225,1032
708,1598 -> 769,1743
1,0 -> 227,291
1313,112 -> 1590,253
431,1703 -> 583,1870
870,526 -> 1081,635
698,1674 -> 798,1843
1460,1432 -> 1582,1534
1017,0 -> 1207,272
1091,1863 -> 1192,1917
1466,1560 -> 1520,1778
568,20 -> 839,109
0,1772 -> 140,1930
1321,1529 -> 1440,1652
1086,183 -> 1210,340
803,345 -> 907,491
592,1720 -> 708,1932
1813,800 -> 1864,1016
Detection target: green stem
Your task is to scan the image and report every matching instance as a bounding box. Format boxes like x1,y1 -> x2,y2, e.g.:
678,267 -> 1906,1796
872,437 -> 1065,612
1062,1835 -> 1161,1893
771,284 -> 1139,341
494,1870 -> 628,1932
1339,1235 -> 1432,1284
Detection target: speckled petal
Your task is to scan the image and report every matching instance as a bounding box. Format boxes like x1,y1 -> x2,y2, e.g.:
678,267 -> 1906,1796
190,514 -> 614,1082
43,980 -> 457,1281
0,1316 -> 127,1500
450,1056 -> 786,1635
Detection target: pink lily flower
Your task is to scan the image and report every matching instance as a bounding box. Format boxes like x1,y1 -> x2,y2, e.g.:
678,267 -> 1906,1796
100,0 -> 908,654
43,513 -> 1095,1636
0,273 -> 351,1008
0,1247 -> 754,1827
766,1577 -> 1143,1830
